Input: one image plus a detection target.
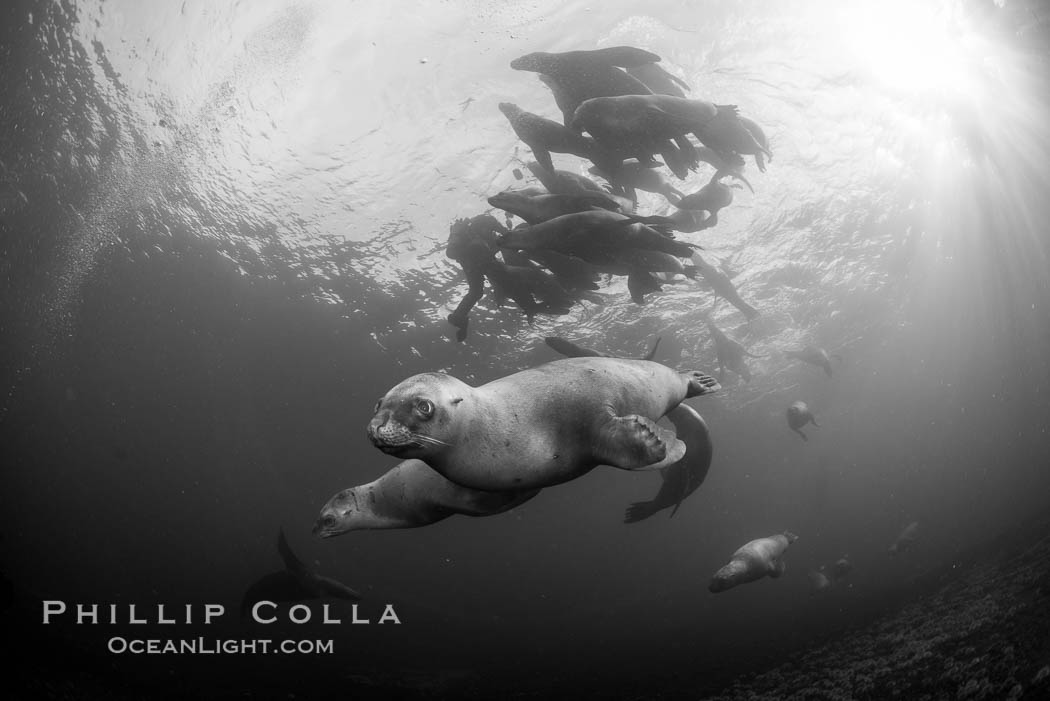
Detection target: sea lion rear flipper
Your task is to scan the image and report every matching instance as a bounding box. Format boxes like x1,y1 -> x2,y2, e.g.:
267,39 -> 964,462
624,500 -> 660,523
598,414 -> 686,470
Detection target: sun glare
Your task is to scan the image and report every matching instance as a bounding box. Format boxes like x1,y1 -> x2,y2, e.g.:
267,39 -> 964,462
842,1 -> 986,100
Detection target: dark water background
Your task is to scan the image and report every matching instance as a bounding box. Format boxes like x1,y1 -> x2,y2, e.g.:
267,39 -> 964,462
2,0 -> 1049,698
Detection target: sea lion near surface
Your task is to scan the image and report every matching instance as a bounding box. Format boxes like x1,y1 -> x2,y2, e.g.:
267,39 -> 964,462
543,335 -> 662,361
784,345 -> 840,377
786,401 -> 820,441
525,161 -> 614,197
313,460 -> 540,539
692,251 -> 760,320
499,209 -> 698,261
241,529 -> 360,617
704,315 -> 763,382
367,357 -> 720,491
444,214 -> 507,341
675,171 -> 745,229
488,189 -> 625,225
709,531 -> 799,593
498,102 -> 606,174
694,106 -> 772,172
512,47 -> 658,126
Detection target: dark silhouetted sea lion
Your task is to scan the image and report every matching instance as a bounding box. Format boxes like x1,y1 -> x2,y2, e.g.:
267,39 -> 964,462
694,106 -> 772,171
367,357 -> 720,491
445,214 -> 506,341
544,335 -> 661,361
675,172 -> 742,228
313,460 -> 539,538
488,189 -> 624,224
499,102 -> 603,173
512,47 -> 658,126
525,161 -> 611,196
709,532 -> 798,593
692,251 -> 759,319
589,160 -> 685,204
705,316 -> 763,382
786,401 -> 819,441
500,209 -> 698,262
241,529 -> 360,617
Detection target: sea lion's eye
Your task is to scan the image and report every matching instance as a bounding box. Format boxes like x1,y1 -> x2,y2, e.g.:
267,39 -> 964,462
416,399 -> 434,418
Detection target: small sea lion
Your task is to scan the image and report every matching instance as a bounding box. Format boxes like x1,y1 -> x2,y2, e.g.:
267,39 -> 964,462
625,62 -> 691,97
675,172 -> 742,228
692,251 -> 759,319
241,529 -> 360,617
784,345 -> 840,377
889,521 -> 920,555
832,557 -> 853,580
367,357 -> 720,491
445,214 -> 507,342
808,568 -> 833,594
705,315 -> 763,382
709,531 -> 799,593
488,189 -> 624,225
786,401 -> 820,441
313,460 -> 539,538
485,259 -> 575,322
740,116 -> 772,172
498,102 -> 603,174
512,47 -> 657,126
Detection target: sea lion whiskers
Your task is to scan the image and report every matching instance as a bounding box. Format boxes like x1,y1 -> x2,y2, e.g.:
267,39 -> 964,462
408,433 -> 451,448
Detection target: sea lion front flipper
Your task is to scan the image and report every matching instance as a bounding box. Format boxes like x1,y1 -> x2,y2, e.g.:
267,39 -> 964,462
770,558 -> 787,578
598,414 -> 686,470
792,427 -> 808,442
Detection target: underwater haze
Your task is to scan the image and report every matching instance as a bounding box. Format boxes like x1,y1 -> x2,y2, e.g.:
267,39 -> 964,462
2,0 -> 1050,699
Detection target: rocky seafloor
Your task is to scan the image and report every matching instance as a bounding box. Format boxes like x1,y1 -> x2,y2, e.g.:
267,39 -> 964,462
700,520 -> 1050,701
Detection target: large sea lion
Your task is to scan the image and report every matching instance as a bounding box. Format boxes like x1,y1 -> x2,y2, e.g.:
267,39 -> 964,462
313,460 -> 539,538
784,345 -> 840,377
367,357 -> 720,491
241,529 -> 360,617
498,102 -> 605,174
709,531 -> 798,593
512,47 -> 657,126
692,251 -> 759,319
786,401 -> 820,441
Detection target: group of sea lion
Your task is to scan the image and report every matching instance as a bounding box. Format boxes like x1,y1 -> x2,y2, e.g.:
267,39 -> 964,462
445,45 -> 770,342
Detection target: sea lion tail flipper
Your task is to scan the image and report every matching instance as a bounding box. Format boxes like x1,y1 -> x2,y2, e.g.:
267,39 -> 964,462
624,500 -> 661,524
642,336 -> 662,361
